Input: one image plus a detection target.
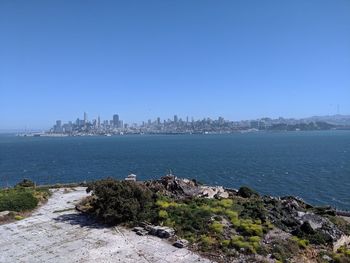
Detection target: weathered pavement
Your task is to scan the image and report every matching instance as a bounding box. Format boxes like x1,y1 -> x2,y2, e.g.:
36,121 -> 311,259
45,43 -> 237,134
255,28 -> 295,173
0,187 -> 212,263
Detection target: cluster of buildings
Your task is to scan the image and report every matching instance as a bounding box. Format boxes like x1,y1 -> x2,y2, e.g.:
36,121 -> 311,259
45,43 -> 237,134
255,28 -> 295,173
49,113 -> 338,136
51,113 -> 126,135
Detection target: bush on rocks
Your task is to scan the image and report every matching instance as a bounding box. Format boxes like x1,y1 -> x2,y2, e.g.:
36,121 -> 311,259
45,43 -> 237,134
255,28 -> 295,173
238,187 -> 259,198
86,178 -> 155,225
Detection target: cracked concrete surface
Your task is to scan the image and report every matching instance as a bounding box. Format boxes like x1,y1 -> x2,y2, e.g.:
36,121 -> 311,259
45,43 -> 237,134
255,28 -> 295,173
0,187 -> 212,263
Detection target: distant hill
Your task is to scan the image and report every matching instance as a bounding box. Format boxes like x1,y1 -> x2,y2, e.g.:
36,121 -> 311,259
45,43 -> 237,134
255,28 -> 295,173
301,115 -> 350,126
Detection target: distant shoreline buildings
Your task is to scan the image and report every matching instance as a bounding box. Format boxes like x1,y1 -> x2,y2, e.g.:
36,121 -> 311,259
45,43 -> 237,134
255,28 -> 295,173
43,113 -> 350,137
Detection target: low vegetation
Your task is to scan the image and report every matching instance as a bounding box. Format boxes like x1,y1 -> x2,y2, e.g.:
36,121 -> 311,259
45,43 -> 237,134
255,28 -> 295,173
0,179 -> 51,223
80,177 -> 350,262
86,178 -> 155,225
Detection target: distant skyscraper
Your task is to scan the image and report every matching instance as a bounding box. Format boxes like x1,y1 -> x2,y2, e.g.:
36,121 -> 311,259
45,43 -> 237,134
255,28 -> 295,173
97,116 -> 101,128
157,117 -> 161,125
174,115 -> 178,123
84,112 -> 87,124
113,114 -> 119,127
54,120 -> 62,133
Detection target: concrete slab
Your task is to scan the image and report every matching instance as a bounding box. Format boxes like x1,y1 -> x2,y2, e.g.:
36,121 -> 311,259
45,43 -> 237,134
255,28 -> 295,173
0,187 -> 212,263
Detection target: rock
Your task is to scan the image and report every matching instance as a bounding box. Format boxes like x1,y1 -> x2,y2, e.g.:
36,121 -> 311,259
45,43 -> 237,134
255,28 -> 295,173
200,187 -> 217,198
173,239 -> 189,248
149,226 -> 175,239
0,211 -> 11,217
132,226 -> 144,232
199,186 -> 230,199
322,254 -> 332,262
216,187 -> 229,199
298,212 -> 326,230
0,211 -> 12,221
333,235 -> 350,252
136,230 -> 148,236
147,176 -> 233,199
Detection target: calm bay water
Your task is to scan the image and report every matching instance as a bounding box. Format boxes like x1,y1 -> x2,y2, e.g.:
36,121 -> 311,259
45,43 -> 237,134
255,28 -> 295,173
0,131 -> 349,209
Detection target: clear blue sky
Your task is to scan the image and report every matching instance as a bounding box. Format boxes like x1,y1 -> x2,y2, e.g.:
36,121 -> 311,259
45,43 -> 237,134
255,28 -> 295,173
1,0 -> 349,129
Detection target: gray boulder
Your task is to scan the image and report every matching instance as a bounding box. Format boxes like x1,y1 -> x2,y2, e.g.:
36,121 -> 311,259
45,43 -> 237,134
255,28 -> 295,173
173,239 -> 189,248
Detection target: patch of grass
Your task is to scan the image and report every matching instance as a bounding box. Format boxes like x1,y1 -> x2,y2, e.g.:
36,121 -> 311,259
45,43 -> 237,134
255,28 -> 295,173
14,215 -> 24,220
270,238 -> 300,262
217,199 -> 233,208
200,235 -> 216,250
221,239 -> 231,248
238,219 -> 264,237
158,210 -> 168,219
291,236 -> 309,249
210,221 -> 224,234
225,209 -> 238,220
333,246 -> 350,263
155,199 -> 179,209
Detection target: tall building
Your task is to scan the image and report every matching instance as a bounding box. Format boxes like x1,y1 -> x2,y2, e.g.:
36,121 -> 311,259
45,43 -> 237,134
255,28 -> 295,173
113,114 -> 119,127
54,120 -> 62,133
174,115 -> 178,123
157,117 -> 161,125
84,112 -> 88,124
97,116 -> 101,128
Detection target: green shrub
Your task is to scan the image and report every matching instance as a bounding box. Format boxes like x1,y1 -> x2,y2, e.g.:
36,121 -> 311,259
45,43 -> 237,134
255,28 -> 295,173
158,210 -> 168,219
15,179 -> 35,188
240,200 -> 268,221
271,239 -> 299,262
225,209 -> 239,220
86,179 -> 154,225
239,219 -> 263,236
221,239 -> 231,248
231,235 -> 244,242
155,199 -> 179,209
293,223 -> 332,245
200,235 -> 216,250
291,236 -> 309,249
210,221 -> 224,234
238,186 -> 259,198
0,189 -> 38,212
210,206 -> 225,214
248,236 -> 261,243
231,239 -> 256,254
217,199 -> 233,208
231,217 -> 241,227
333,246 -> 350,263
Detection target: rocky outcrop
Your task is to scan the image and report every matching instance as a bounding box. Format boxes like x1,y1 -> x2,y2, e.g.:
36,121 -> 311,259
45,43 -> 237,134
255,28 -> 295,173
333,235 -> 350,252
146,175 -> 232,199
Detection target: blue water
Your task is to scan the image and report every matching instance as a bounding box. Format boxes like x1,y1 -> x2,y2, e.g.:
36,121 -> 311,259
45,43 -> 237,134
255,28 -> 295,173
0,131 -> 349,209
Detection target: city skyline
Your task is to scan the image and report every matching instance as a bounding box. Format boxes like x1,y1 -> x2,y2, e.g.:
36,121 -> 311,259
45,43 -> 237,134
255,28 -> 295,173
2,111 -> 350,132
1,1 -> 350,129
42,111 -> 349,136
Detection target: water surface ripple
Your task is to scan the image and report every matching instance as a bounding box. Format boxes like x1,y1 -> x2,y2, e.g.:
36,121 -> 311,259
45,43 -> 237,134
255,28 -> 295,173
0,131 -> 349,209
